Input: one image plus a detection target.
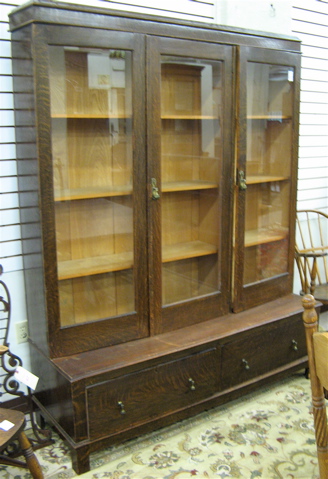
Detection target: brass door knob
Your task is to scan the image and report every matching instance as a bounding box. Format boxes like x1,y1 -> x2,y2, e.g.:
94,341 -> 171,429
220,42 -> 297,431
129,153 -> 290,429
151,178 -> 160,200
238,170 -> 247,191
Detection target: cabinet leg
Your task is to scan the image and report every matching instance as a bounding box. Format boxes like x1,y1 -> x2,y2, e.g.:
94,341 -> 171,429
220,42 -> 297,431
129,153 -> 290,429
35,410 -> 46,429
71,445 -> 90,475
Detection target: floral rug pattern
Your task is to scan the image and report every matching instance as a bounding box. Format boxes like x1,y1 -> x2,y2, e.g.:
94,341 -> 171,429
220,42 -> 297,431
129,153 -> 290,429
1,373 -> 321,479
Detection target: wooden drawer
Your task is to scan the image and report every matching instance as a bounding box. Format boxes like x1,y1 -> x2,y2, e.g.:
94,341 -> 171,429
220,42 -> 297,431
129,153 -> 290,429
86,347 -> 220,440
221,316 -> 306,389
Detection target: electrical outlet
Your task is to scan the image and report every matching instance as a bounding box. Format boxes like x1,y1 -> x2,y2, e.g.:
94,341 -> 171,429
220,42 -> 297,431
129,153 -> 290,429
16,320 -> 29,344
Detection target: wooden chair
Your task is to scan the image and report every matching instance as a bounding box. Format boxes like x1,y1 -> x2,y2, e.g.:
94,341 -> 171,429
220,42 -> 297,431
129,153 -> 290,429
296,210 -> 328,313
0,265 -> 45,478
302,294 -> 328,479
0,348 -> 44,478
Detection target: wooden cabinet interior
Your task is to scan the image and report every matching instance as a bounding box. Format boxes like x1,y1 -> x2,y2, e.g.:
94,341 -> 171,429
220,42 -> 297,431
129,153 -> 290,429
160,57 -> 223,306
9,1 -> 303,474
50,46 -> 134,326
232,49 -> 299,311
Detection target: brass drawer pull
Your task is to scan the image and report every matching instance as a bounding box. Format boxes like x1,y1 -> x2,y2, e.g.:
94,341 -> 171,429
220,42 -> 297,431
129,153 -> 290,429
291,339 -> 298,351
242,358 -> 250,370
188,378 -> 196,390
117,401 -> 126,415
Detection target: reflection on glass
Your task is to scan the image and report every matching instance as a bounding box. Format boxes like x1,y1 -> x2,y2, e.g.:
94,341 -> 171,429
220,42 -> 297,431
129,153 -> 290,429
49,47 -> 134,325
160,56 -> 223,306
244,63 -> 294,285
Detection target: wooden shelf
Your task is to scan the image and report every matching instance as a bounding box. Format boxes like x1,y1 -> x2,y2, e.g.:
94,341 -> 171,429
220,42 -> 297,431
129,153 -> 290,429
52,113 -> 131,119
55,182 -> 217,200
58,251 -> 133,280
54,181 -> 218,201
55,185 -> 132,202
161,114 -> 217,120
245,229 -> 287,248
163,241 -> 217,263
58,241 -> 217,279
247,115 -> 292,121
247,175 -> 289,184
162,181 -> 217,192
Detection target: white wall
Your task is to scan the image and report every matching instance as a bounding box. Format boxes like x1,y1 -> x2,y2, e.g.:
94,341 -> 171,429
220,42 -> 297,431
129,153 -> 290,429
0,0 -> 327,399
292,0 -> 328,294
1,0 -> 31,383
293,0 -> 328,213
63,0 -> 215,21
216,0 -> 293,35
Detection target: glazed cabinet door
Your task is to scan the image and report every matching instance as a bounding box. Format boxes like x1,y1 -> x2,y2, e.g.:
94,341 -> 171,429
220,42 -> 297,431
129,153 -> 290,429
234,47 -> 300,312
147,37 -> 234,334
33,26 -> 148,356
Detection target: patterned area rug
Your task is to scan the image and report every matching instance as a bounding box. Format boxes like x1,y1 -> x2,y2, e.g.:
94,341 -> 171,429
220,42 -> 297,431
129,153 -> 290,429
1,373 -> 321,479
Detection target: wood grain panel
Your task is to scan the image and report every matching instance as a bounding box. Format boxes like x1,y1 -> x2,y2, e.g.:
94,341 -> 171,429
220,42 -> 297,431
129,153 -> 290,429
247,120 -> 292,177
221,315 -> 306,389
161,63 -> 201,117
245,181 -> 290,238
243,238 -> 289,285
55,196 -> 133,264
162,255 -> 218,305
59,270 -> 134,326
87,347 -> 220,439
52,117 -> 132,194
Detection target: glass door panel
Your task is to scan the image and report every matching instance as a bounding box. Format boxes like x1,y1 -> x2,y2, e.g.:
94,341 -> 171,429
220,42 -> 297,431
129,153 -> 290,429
244,63 -> 294,285
49,46 -> 134,326
160,57 -> 223,306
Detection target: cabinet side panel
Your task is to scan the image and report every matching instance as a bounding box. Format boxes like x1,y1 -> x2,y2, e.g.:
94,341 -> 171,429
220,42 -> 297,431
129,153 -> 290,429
30,345 -> 75,440
12,26 -> 49,357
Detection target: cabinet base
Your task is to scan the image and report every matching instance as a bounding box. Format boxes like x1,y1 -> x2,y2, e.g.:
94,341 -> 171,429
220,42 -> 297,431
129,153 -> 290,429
30,295 -> 311,475
34,359 -> 307,475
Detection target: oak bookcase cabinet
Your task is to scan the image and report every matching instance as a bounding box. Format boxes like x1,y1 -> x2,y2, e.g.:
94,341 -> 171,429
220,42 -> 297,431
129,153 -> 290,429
10,2 -> 306,473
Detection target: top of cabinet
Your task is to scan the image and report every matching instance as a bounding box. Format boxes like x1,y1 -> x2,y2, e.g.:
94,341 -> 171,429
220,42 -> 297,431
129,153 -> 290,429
9,0 -> 301,53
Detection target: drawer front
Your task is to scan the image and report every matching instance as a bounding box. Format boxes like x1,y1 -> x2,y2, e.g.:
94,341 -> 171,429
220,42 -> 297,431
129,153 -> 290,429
221,316 -> 306,389
87,347 -> 220,440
